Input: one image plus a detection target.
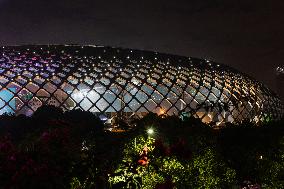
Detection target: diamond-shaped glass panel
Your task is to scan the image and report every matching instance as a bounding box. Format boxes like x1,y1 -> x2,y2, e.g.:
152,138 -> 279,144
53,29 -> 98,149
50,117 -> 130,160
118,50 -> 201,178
157,85 -> 168,96
47,97 -> 60,106
87,90 -> 100,103
26,83 -> 39,93
61,82 -> 74,94
111,98 -> 123,111
151,91 -> 163,104
144,99 -> 156,112
13,97 -> 24,112
141,84 -> 153,96
135,90 -> 148,103
64,97 -> 76,110
54,89 -> 68,103
43,82 -> 57,93
128,99 -> 140,111
96,98 -> 109,111
175,99 -> 187,111
71,89 -> 85,103
6,82 -> 21,93
0,89 -> 14,102
28,97 -> 42,111
167,107 -> 178,115
103,90 -> 116,104
160,99 -> 172,112
0,105 -> 14,115
190,99 -> 199,109
123,92 -> 132,104
0,98 -> 5,109
18,88 -> 33,102
80,98 -> 92,111
94,83 -> 106,94
89,106 -> 99,112
105,106 -> 116,112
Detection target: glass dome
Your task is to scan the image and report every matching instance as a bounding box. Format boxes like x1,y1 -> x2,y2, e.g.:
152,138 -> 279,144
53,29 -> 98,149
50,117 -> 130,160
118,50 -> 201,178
0,45 -> 282,126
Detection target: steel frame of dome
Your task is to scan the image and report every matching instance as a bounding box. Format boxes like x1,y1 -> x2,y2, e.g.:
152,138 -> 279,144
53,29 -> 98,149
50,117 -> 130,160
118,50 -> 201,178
0,45 -> 283,126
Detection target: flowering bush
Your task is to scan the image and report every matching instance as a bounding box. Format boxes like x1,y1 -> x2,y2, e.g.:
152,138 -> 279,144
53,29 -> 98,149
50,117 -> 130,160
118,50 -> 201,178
109,133 -> 236,188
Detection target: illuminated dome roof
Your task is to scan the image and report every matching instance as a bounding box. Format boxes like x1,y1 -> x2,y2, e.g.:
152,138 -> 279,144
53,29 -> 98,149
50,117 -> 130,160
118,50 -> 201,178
0,45 -> 283,126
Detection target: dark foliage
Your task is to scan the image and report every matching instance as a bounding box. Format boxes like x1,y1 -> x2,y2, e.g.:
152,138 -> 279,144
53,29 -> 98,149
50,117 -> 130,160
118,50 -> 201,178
0,107 -> 283,188
217,119 -> 284,184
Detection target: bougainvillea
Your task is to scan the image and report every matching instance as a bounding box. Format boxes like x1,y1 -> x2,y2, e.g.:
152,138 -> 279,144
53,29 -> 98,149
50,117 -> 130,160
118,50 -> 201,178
108,132 -> 236,189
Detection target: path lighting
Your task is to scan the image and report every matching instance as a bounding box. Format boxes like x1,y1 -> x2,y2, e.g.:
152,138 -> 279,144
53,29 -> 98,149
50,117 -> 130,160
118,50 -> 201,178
147,128 -> 154,135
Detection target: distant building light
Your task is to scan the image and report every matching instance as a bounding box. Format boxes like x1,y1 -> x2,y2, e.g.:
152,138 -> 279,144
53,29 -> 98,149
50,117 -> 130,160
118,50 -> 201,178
276,66 -> 284,74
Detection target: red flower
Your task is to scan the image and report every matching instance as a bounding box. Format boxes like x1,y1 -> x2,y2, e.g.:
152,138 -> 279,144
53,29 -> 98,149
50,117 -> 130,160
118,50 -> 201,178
137,158 -> 148,166
138,146 -> 150,166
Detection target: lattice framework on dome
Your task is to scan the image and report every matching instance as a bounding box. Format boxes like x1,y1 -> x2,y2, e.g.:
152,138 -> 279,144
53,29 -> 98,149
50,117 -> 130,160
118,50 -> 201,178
0,45 -> 282,126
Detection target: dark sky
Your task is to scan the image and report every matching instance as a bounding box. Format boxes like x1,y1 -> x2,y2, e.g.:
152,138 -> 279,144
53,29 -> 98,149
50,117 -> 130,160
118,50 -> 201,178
0,0 -> 283,96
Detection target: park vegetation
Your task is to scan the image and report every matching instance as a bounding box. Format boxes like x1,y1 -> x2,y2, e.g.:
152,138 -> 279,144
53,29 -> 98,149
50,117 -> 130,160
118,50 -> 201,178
0,106 -> 283,188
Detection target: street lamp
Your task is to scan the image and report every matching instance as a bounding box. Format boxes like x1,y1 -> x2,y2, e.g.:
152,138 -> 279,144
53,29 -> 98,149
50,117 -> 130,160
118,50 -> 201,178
147,128 -> 154,135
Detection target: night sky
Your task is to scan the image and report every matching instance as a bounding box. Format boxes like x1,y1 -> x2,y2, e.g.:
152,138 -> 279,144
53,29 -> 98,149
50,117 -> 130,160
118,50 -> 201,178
0,0 -> 283,97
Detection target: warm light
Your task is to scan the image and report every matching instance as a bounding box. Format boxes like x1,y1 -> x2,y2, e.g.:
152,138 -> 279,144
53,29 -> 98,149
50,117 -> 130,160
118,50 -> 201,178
160,109 -> 165,115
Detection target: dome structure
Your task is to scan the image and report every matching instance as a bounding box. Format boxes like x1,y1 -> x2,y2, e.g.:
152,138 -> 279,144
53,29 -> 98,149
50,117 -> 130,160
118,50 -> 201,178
0,45 -> 283,126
